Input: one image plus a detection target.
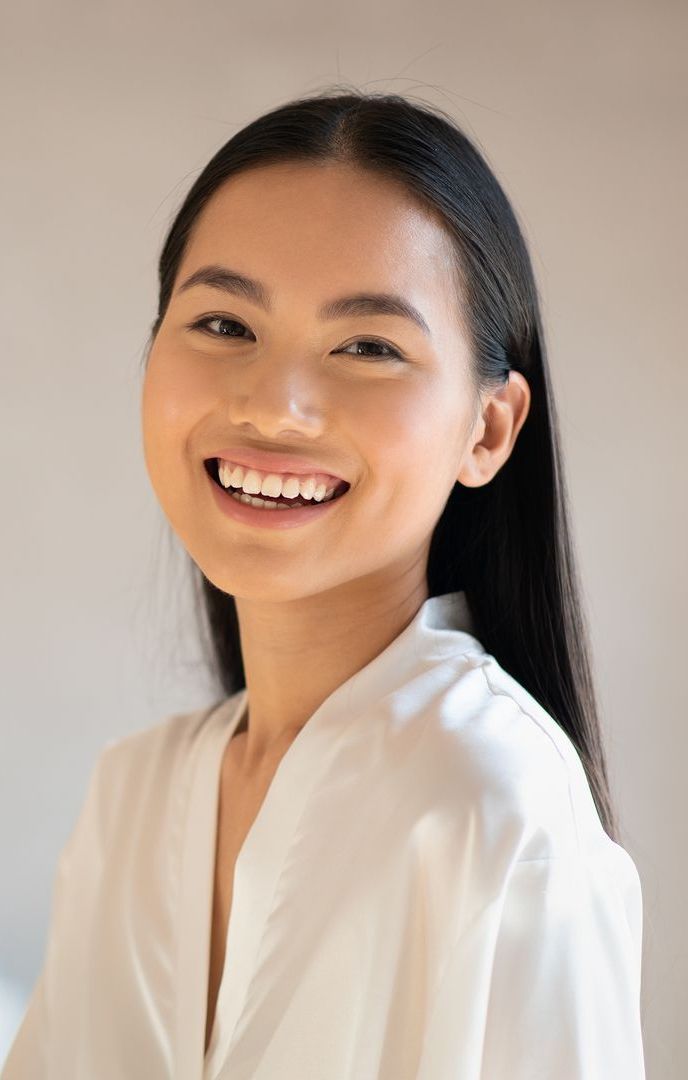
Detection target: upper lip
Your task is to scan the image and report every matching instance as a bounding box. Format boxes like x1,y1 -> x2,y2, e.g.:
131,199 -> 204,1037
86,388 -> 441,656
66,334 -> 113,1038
206,447 -> 349,486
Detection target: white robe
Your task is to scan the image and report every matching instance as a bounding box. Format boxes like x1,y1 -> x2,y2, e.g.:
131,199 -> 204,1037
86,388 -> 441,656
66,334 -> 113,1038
2,591 -> 646,1079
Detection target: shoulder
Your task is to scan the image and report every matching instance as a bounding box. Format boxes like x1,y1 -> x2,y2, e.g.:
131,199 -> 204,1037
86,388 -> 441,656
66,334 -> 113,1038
77,693 -> 241,846
99,695 -> 228,769
407,650 -> 609,863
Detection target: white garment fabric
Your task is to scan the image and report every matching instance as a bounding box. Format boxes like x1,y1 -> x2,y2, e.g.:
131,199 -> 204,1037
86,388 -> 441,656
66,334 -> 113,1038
3,591 -> 645,1079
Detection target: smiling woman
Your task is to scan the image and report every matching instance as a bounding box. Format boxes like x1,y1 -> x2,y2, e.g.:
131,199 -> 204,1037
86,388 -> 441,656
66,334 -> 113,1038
2,90 -> 646,1080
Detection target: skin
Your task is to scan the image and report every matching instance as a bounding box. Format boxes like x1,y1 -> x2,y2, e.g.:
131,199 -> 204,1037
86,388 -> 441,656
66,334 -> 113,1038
141,160 -> 531,777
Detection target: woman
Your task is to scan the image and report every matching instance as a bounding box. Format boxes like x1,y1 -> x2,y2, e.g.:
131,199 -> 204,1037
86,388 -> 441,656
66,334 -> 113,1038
3,90 -> 646,1079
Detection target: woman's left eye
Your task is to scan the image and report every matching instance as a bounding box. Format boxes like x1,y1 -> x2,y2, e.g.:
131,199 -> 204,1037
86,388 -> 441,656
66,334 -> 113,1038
336,339 -> 403,361
188,316 -> 403,362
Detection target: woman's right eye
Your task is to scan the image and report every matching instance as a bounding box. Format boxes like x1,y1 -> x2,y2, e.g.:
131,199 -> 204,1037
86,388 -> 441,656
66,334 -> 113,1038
190,316 -> 250,338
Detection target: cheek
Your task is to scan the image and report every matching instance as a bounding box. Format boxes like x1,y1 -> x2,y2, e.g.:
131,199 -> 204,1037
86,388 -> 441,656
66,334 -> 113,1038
359,381 -> 455,482
141,352 -> 208,467
353,381 -> 460,525
143,353 -> 202,430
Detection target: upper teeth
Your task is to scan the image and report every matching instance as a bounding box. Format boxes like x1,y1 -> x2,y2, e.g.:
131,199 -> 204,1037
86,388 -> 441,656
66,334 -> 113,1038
217,461 -> 341,502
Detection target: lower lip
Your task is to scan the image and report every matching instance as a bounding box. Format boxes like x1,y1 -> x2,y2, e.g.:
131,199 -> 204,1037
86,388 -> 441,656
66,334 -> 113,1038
206,468 -> 349,530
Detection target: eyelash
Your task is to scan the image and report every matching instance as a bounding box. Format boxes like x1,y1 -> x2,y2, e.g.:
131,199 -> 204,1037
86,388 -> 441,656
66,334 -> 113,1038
186,315 -> 404,362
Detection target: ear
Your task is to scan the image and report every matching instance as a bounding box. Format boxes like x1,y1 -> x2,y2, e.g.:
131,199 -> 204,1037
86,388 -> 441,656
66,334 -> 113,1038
457,371 -> 531,488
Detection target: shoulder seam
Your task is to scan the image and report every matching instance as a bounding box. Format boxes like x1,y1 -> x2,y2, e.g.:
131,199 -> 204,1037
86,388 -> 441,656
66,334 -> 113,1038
477,662 -> 583,856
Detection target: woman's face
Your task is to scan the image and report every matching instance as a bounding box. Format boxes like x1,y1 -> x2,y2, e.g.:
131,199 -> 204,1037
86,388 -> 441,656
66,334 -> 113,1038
141,161 -> 483,602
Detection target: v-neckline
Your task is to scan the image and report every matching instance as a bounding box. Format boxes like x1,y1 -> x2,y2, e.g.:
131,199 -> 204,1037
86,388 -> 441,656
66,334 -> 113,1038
175,687 -> 357,1080
173,591 -> 479,1079
202,693 -> 250,1072
201,686 -> 362,1077
174,692 -> 247,1080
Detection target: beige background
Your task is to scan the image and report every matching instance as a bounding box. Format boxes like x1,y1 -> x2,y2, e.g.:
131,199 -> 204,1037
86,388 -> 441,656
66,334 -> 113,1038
1,0 -> 685,1074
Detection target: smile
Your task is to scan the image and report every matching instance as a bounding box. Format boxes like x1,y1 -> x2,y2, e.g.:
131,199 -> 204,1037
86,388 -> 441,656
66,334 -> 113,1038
204,459 -> 351,530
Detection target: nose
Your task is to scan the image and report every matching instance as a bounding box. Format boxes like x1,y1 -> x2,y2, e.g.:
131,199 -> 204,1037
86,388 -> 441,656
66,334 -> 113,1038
222,351 -> 328,443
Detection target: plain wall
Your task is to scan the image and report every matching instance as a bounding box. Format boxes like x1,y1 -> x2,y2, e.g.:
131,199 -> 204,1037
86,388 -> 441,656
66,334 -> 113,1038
1,0 -> 685,1074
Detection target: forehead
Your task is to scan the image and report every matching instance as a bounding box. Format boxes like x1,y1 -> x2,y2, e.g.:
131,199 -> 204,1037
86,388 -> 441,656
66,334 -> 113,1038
179,161 -> 461,323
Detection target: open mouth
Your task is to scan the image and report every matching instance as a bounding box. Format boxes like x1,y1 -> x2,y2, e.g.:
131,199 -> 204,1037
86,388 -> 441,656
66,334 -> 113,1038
204,458 -> 351,508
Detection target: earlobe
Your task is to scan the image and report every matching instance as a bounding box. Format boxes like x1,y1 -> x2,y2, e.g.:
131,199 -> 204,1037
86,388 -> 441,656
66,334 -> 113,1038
455,407 -> 491,489
456,443 -> 491,488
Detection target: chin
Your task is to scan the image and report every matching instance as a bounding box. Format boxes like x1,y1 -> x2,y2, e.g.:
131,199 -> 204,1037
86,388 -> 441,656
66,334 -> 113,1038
195,561 -> 326,605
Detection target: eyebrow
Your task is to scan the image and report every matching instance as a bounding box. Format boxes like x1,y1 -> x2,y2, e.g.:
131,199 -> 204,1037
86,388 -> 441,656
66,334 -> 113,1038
175,264 -> 431,337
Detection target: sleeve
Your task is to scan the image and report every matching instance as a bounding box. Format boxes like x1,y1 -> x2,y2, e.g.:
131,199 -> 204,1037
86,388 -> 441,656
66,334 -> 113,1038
1,746 -> 113,1080
416,848 -> 646,1080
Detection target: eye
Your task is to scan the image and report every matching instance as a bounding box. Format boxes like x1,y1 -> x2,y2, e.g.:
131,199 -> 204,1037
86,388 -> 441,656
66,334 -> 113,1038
187,316 -> 404,362
335,339 -> 403,362
189,315 -> 249,338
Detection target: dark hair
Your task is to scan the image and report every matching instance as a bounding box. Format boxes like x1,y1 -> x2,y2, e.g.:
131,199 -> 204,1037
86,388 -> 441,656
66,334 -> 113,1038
142,87 -> 619,842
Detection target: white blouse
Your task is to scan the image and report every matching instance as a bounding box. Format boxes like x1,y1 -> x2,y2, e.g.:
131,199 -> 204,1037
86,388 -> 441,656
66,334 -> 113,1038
2,591 -> 646,1079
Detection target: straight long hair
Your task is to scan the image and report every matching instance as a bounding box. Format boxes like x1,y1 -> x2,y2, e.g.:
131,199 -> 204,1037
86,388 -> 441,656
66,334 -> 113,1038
143,88 -> 619,841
